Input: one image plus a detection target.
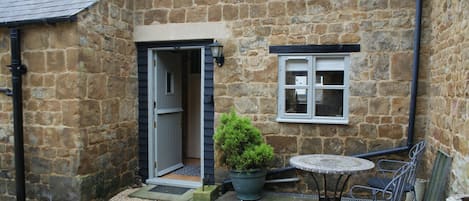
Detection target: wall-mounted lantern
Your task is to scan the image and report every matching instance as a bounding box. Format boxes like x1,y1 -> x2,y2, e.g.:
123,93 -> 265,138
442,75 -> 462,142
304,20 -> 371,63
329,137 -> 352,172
208,40 -> 224,67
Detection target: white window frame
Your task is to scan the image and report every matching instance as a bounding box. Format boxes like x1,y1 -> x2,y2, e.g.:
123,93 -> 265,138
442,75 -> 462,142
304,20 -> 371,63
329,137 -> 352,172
276,53 -> 350,124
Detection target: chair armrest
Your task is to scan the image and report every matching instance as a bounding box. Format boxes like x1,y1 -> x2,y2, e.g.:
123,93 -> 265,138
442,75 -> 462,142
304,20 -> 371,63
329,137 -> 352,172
349,185 -> 393,200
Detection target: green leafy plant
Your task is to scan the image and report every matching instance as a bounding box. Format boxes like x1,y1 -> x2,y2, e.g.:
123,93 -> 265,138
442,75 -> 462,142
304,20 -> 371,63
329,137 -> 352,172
214,109 -> 274,170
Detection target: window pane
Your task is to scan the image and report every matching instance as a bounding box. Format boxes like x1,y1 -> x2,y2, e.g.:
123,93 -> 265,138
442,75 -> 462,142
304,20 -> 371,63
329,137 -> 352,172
285,89 -> 308,114
286,71 -> 308,85
166,72 -> 173,93
315,89 -> 343,116
316,71 -> 344,85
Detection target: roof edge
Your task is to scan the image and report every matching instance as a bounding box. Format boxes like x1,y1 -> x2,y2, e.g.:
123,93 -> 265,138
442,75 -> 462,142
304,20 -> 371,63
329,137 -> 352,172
0,15 -> 78,28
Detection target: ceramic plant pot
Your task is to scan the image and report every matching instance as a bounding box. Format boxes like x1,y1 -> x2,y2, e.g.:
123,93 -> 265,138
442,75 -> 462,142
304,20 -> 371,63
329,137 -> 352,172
230,169 -> 267,201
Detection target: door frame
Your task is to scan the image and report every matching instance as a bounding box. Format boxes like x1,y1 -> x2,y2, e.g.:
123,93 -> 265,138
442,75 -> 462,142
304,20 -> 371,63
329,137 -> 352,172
146,46 -> 205,188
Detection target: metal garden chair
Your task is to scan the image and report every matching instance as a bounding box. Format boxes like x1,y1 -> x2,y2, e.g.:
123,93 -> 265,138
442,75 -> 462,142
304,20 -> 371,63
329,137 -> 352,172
367,141 -> 426,201
347,162 -> 413,201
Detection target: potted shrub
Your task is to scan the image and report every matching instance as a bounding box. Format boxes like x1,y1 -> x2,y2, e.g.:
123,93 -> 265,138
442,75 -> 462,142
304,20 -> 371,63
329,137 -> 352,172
214,109 -> 274,200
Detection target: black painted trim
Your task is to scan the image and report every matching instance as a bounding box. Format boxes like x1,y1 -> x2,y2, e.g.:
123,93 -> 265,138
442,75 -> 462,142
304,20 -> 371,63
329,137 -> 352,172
136,40 -> 215,184
269,44 -> 360,53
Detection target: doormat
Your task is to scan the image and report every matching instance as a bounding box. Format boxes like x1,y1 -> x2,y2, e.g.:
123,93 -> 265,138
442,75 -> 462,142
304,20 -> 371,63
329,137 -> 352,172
173,165 -> 200,176
150,185 -> 191,195
128,185 -> 193,201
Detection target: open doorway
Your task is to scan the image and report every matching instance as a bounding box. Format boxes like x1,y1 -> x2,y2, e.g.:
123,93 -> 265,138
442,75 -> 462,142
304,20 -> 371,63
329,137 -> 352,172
147,47 -> 203,188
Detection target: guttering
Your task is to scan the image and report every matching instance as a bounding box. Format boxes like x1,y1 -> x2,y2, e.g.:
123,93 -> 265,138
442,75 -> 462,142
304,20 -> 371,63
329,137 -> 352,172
354,0 -> 423,158
8,28 -> 27,201
0,16 -> 77,28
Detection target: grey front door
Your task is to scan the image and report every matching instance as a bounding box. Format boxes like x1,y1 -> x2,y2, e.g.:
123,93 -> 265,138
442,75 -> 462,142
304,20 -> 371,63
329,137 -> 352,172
154,51 -> 183,176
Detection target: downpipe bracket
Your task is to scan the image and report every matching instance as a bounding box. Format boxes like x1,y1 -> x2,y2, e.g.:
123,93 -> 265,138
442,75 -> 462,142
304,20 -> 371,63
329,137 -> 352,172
8,64 -> 27,75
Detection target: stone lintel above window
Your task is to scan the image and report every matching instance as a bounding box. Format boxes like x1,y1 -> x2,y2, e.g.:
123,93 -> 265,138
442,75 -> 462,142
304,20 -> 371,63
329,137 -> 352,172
269,44 -> 360,54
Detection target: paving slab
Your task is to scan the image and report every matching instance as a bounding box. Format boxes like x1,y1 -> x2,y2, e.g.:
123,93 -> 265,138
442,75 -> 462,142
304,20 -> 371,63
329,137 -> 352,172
216,191 -> 319,201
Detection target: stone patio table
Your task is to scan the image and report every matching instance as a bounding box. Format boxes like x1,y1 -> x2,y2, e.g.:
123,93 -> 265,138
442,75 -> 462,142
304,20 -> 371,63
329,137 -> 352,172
290,154 -> 375,201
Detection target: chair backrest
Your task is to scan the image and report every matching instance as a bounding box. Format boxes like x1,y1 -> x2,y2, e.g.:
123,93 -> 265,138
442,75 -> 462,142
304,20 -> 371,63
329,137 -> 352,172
409,141 -> 426,161
407,141 -> 426,185
382,163 -> 413,201
424,150 -> 452,201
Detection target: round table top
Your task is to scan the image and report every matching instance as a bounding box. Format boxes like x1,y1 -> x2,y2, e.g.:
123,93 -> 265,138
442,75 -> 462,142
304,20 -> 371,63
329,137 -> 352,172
290,154 -> 375,174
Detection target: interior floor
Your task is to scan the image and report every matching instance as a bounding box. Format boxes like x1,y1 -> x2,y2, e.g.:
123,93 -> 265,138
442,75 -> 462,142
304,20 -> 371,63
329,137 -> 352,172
161,158 -> 200,182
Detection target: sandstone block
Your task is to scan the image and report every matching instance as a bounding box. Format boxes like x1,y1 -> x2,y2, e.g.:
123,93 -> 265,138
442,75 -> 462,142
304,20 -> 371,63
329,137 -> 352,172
281,124 -> 301,136
23,52 -> 45,73
378,124 -> 403,139
87,74 -> 107,99
144,9 -> 168,24
300,138 -> 322,154
208,5 -> 221,21
119,99 -> 136,121
358,0 -> 388,11
79,100 -> 101,127
378,81 -> 410,96
340,33 -> 361,43
66,48 -> 79,71
349,97 -> 368,115
268,1 -> 286,17
47,51 -> 66,72
174,0 -> 192,8
107,76 -> 126,98
254,122 -> 280,134
259,98 -> 276,114
214,97 -> 233,113
319,125 -> 337,137
319,34 -> 339,44
345,138 -> 367,155
307,0 -> 332,14
390,0 -> 415,9
22,27 -> 49,50
350,81 -> 377,96
287,1 -> 306,16
168,9 -> 185,23
102,99 -> 119,124
153,0 -> 172,8
249,4 -> 266,18
369,97 -> 390,115
234,97 -> 258,114
370,53 -> 390,80
223,5 -> 238,21
266,136 -> 297,154
187,7 -> 207,22
79,48 -> 102,73
195,0 -> 218,5
49,24 -> 78,49
359,124 -> 377,138
362,31 -> 400,51
62,101 -> 80,127
56,73 -> 85,99
391,97 -> 410,115
323,138 -> 343,154
31,157 -> 51,175
391,52 -> 413,81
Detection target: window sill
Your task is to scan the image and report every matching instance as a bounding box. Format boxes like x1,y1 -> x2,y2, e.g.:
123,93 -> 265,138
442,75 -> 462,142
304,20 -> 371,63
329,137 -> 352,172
276,117 -> 348,125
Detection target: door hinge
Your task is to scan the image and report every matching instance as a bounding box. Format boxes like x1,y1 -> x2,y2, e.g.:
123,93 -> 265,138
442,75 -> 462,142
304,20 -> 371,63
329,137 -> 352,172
154,161 -> 157,168
154,121 -> 156,128
154,101 -> 156,108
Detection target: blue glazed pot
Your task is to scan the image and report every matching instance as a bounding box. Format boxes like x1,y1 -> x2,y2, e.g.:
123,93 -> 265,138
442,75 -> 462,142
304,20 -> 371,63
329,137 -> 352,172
230,169 -> 267,201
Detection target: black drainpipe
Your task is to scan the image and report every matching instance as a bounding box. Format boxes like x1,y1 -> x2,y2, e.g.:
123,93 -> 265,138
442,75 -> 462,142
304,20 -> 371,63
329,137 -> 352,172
354,0 -> 423,158
8,27 -> 27,201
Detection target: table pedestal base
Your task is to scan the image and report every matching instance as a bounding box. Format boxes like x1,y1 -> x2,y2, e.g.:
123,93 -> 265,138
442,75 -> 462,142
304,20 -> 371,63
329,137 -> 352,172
310,173 -> 351,201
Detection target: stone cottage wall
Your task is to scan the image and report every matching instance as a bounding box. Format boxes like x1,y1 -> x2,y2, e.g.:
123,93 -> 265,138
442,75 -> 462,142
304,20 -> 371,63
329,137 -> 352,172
134,0 -> 428,192
0,0 -> 138,200
0,24 -> 85,201
424,0 -> 469,195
